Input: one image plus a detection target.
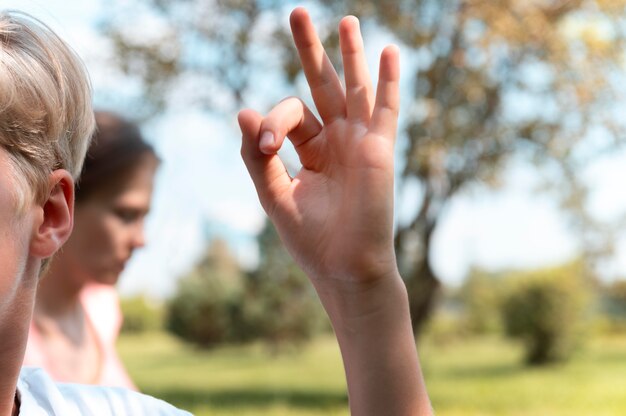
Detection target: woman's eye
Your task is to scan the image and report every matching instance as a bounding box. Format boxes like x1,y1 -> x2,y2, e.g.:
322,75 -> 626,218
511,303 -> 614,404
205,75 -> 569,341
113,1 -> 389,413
114,209 -> 139,223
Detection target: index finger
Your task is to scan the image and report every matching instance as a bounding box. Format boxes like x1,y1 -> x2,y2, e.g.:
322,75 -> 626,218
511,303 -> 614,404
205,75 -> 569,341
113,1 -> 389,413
290,7 -> 346,124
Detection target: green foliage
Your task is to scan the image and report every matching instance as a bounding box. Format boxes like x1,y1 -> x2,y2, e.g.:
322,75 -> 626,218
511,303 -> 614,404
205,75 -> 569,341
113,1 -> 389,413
167,227 -> 327,348
167,239 -> 249,346
239,220 -> 327,348
120,296 -> 164,333
166,274 -> 245,346
242,266 -> 326,348
501,262 -> 591,365
422,309 -> 467,346
459,268 -> 506,335
597,280 -> 626,333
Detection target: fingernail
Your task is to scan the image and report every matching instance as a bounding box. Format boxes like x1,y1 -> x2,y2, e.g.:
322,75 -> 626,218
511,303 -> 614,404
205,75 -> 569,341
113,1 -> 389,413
260,131 -> 275,151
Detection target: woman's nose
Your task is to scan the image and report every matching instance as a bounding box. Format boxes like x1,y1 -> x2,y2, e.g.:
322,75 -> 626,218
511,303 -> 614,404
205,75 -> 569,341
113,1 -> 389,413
130,223 -> 146,249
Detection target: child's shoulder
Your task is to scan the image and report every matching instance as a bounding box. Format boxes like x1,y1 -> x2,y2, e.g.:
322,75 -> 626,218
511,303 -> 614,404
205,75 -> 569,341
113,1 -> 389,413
18,367 -> 191,416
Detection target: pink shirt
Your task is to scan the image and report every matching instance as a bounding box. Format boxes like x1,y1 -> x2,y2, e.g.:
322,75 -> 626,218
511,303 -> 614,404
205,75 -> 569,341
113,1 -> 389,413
23,284 -> 136,390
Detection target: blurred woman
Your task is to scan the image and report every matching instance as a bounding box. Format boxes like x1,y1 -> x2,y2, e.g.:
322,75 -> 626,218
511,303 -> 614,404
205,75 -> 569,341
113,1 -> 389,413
23,111 -> 159,389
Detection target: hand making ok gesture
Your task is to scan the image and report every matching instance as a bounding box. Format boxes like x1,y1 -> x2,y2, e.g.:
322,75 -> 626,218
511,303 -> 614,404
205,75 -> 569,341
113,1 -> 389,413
238,8 -> 399,287
238,8 -> 431,415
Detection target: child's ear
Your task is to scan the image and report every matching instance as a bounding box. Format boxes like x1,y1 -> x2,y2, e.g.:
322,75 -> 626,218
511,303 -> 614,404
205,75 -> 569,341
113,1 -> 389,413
29,170 -> 74,259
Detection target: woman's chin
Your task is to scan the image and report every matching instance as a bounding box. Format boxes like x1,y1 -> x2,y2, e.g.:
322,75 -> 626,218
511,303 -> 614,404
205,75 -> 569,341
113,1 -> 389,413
91,271 -> 122,287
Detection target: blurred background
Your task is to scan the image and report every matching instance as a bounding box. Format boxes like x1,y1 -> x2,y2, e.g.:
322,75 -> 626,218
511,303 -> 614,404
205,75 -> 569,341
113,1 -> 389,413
5,0 -> 626,414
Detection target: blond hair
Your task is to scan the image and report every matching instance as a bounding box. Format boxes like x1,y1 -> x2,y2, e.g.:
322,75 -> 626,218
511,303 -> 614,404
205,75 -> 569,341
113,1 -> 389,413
0,10 -> 95,210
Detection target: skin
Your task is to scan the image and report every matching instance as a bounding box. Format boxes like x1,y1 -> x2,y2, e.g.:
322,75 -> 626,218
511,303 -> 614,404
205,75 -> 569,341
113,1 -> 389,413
239,8 -> 432,415
0,148 -> 74,416
32,154 -> 157,384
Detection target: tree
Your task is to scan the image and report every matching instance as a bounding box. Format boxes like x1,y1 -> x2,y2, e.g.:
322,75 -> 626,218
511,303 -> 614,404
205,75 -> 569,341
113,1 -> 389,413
120,296 -> 164,334
167,238 -> 247,346
102,0 -> 626,334
501,262 -> 592,365
167,222 -> 326,348
242,218 -> 327,347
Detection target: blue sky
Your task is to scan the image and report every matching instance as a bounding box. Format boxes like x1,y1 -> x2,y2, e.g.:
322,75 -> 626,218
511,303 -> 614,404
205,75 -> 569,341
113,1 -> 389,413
4,0 -> 626,297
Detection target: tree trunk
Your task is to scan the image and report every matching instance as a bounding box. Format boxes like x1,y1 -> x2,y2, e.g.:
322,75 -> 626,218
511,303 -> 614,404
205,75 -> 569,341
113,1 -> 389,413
395,216 -> 442,338
405,258 -> 441,337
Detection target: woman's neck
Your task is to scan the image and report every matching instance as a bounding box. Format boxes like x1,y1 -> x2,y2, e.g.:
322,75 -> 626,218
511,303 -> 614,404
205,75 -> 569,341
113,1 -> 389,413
35,267 -> 84,318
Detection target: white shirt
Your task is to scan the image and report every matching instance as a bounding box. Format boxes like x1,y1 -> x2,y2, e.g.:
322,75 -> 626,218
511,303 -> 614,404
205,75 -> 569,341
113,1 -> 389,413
17,367 -> 192,415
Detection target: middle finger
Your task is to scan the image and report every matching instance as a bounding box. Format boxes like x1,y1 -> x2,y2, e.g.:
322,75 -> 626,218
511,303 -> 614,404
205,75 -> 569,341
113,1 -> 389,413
339,16 -> 374,122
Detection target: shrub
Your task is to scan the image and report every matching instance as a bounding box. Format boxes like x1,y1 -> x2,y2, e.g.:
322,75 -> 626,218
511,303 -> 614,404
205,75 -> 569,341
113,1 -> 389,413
166,239 -> 247,347
423,308 -> 467,346
501,262 -> 591,365
167,272 -> 247,346
166,233 -> 326,348
241,263 -> 327,348
120,296 -> 163,334
459,268 -> 506,334
241,220 -> 327,348
598,280 -> 626,334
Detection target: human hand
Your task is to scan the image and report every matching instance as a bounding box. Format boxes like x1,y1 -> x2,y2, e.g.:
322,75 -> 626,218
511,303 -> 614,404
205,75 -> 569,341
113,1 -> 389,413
238,10 -> 432,414
238,7 -> 400,290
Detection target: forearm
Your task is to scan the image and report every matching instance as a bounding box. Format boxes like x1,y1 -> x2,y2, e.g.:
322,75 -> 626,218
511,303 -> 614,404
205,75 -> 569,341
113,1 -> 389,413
314,274 -> 432,416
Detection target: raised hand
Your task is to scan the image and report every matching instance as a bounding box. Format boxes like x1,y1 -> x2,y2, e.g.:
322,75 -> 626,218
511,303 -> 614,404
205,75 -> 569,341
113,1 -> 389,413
238,8 -> 431,415
238,7 -> 399,287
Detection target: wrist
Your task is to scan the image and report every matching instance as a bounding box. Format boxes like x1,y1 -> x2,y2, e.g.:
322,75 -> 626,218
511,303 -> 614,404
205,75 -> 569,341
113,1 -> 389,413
312,269 -> 411,333
313,271 -> 431,415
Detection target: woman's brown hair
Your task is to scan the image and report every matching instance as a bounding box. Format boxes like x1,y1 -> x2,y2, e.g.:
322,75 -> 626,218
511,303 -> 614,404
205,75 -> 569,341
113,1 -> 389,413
76,111 -> 157,202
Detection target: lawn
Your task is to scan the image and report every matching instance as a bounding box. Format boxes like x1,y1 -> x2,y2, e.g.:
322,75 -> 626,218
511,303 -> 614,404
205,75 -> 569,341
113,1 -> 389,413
118,332 -> 626,415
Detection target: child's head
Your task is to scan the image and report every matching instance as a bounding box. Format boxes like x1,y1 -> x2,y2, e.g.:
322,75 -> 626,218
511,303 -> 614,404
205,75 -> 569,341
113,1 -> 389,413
0,10 -> 94,212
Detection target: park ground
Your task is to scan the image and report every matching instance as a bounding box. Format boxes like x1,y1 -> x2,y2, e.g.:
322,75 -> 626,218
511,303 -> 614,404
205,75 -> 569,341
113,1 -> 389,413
118,331 -> 626,415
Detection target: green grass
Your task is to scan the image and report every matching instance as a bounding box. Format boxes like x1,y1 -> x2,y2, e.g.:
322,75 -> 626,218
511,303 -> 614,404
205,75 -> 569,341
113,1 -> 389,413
118,332 -> 626,415
118,333 -> 348,415
421,335 -> 626,415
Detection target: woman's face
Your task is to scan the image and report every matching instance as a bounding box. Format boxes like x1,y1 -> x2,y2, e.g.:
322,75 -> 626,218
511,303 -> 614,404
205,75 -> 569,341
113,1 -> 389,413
61,154 -> 158,286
